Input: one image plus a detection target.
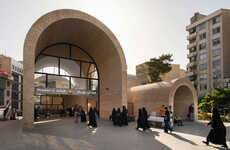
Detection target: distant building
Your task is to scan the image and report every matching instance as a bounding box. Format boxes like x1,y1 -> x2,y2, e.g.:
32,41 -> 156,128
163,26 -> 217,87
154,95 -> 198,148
186,9 -> 230,97
0,55 -> 23,110
136,63 -> 186,84
0,70 -> 13,107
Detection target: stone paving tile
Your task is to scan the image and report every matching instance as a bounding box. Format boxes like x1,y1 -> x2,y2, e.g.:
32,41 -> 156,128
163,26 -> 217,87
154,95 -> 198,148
0,119 -> 229,150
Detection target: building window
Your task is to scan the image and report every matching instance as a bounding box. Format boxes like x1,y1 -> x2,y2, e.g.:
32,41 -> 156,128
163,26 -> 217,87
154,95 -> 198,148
213,59 -> 221,68
199,43 -> 206,50
213,70 -> 221,79
200,83 -> 207,91
199,53 -> 207,60
200,73 -> 207,80
199,33 -> 206,40
199,22 -> 206,31
213,38 -> 220,46
212,16 -> 220,25
213,48 -> 221,57
199,63 -> 207,71
212,27 -> 220,35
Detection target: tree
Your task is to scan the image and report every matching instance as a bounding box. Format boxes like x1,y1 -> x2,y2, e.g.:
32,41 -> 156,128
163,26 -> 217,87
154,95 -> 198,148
199,87 -> 230,111
146,54 -> 173,83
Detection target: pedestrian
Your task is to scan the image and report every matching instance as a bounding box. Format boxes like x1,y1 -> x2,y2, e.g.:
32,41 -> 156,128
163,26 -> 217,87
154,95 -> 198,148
116,108 -> 122,127
164,107 -> 173,133
112,108 -> 117,125
142,107 -> 149,130
136,109 -> 145,131
202,107 -> 228,148
188,104 -> 194,121
81,109 -> 87,122
160,105 -> 165,117
122,105 -> 128,126
88,107 -> 97,128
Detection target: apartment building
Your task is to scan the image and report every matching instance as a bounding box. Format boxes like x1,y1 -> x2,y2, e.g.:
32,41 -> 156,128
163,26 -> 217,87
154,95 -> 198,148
0,55 -> 23,110
136,63 -> 186,84
186,9 -> 230,97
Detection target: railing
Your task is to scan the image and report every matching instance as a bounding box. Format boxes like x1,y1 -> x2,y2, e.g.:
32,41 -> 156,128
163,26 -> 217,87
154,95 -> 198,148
187,32 -> 197,40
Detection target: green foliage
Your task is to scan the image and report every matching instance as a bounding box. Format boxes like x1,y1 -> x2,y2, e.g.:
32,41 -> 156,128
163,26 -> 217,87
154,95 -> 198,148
198,111 -> 211,120
228,112 -> 230,121
198,87 -> 230,111
146,54 -> 173,83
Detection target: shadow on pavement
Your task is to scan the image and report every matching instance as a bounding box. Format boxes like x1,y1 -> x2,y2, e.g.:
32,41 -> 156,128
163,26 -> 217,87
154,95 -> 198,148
173,121 -> 230,142
170,133 -> 197,145
3,119 -> 172,150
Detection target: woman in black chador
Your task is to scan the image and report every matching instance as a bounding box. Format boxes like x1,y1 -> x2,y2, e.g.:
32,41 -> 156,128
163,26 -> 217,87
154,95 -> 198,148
122,106 -> 128,126
142,107 -> 149,130
112,108 -> 117,126
116,108 -> 122,127
203,108 -> 228,148
136,109 -> 145,131
88,107 -> 97,128
81,109 -> 87,122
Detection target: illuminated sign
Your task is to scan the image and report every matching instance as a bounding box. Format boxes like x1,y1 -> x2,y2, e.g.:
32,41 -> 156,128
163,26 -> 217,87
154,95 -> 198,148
35,88 -> 97,96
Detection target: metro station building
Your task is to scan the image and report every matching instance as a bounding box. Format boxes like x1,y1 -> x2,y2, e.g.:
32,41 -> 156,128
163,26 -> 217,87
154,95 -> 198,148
23,9 -> 197,129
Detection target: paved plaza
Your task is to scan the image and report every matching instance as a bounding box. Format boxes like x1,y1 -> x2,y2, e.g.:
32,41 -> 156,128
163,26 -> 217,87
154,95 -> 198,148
0,119 -> 229,150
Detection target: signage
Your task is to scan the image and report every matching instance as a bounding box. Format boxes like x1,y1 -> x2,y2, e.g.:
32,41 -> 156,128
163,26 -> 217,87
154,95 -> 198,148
35,88 -> 97,96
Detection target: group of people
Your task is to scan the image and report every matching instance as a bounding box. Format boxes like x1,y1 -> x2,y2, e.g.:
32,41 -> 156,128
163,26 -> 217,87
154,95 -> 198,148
136,107 -> 150,131
111,106 -> 128,126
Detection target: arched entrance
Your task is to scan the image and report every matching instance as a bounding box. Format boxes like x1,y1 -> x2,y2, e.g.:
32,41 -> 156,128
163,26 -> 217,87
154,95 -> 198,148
23,9 -> 127,129
173,85 -> 194,119
169,78 -> 198,121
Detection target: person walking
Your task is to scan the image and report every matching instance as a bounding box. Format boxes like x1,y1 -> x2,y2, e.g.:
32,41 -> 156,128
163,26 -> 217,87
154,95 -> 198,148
112,108 -> 117,125
203,108 -> 228,149
81,109 -> 87,122
142,107 -> 149,130
88,107 -> 97,128
116,108 -> 122,127
136,109 -> 145,131
164,107 -> 173,133
122,105 -> 128,126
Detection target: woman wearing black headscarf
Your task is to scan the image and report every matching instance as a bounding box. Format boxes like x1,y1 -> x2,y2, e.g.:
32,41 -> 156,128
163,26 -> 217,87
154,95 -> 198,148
122,105 -> 128,126
81,109 -> 87,122
116,108 -> 122,127
112,108 -> 117,126
88,107 -> 97,128
142,107 -> 149,130
136,109 -> 145,131
203,108 -> 228,148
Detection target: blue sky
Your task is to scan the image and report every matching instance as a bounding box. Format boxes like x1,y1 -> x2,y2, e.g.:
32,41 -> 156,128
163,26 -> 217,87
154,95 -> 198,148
0,0 -> 229,74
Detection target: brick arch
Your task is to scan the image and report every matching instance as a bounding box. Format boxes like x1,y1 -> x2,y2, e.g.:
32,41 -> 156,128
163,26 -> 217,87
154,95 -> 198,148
169,77 -> 198,120
23,9 -> 127,129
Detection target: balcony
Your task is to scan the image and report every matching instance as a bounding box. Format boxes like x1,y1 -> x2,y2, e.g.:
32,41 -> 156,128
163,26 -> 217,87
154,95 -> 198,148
187,32 -> 197,40
187,42 -> 197,50
187,62 -> 196,68
187,51 -> 197,58
187,70 -> 197,76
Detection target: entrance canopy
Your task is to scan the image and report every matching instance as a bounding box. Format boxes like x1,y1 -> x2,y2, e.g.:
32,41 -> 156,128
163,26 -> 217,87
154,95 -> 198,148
23,9 -> 127,129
